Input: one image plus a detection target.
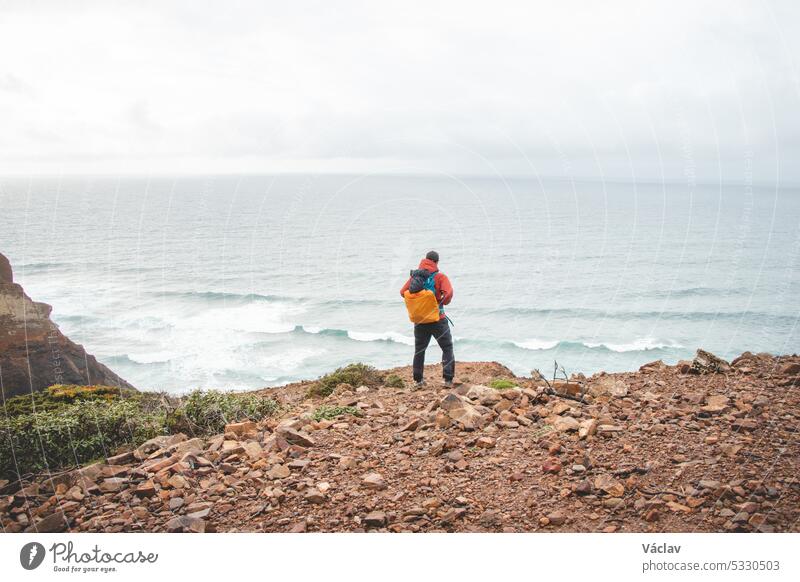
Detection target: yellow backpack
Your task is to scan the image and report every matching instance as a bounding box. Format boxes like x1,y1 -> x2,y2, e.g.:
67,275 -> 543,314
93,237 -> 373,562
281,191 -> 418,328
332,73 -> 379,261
403,269 -> 442,324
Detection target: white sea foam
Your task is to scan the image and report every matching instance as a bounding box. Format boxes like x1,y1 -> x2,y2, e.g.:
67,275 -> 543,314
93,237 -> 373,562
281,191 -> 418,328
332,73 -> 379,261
184,302 -> 304,334
127,351 -> 176,364
513,338 -> 560,351
258,348 -> 323,371
511,337 -> 683,352
584,337 -> 683,352
347,330 -> 415,346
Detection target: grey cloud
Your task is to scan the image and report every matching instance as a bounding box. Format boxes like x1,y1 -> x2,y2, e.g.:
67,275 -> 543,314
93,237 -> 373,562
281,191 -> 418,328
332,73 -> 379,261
0,0 -> 797,183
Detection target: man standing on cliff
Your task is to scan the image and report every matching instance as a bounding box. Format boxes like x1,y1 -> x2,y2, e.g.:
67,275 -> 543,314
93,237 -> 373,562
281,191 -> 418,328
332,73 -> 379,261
400,250 -> 455,387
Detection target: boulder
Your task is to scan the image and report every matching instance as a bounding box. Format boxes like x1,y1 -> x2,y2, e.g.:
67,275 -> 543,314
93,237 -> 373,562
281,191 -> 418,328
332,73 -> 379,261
701,394 -> 730,414
597,424 -> 624,437
165,515 -> 206,533
24,512 -> 69,533
464,384 -> 502,405
242,441 -> 264,460
546,511 -> 566,526
553,380 -> 584,397
361,472 -> 387,490
168,438 -> 205,457
135,480 -> 157,498
267,464 -> 291,480
541,459 -> 562,474
639,360 -> 667,373
225,420 -> 258,438
400,417 -> 422,432
304,490 -> 326,504
589,376 -> 628,397
780,362 -> 800,376
475,436 -> 496,449
439,393 -> 486,431
364,511 -> 387,527
731,352 -> 756,367
578,419 -> 598,439
262,433 -> 290,452
691,349 -> 731,374
167,474 -> 188,489
276,427 -> 316,448
594,474 -> 625,497
552,415 -> 580,432
101,465 -> 129,478
98,477 -> 127,493
135,434 -> 187,460
106,451 -> 134,465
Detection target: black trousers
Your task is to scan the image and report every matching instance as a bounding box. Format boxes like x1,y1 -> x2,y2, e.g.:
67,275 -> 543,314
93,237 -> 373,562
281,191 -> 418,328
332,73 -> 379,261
413,318 -> 455,382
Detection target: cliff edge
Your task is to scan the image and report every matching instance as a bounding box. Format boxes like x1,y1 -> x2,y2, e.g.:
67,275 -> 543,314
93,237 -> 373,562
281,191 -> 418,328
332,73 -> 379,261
0,252 -> 134,398
3,355 -> 798,533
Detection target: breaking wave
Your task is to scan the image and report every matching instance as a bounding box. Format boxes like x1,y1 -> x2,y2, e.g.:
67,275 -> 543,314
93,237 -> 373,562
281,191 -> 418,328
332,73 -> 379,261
511,337 -> 682,353
152,290 -> 391,308
295,325 -> 414,346
290,326 -> 682,354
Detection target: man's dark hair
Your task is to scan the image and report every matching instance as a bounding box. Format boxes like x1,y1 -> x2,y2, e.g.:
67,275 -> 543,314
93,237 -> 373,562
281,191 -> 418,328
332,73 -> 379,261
425,250 -> 439,263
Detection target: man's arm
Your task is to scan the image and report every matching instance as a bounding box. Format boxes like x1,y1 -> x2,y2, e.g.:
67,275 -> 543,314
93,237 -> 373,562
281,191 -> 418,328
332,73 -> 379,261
437,273 -> 454,305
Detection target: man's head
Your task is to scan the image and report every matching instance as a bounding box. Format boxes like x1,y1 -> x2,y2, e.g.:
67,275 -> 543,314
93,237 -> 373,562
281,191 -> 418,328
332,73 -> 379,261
425,250 -> 439,263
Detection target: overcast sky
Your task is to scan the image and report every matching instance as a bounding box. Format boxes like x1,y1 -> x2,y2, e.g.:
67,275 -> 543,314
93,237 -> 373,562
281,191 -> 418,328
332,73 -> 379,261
1,0 -> 798,183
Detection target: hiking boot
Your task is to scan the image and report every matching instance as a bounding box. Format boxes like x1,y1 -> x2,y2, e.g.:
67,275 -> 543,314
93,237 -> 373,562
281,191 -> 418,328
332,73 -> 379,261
443,380 -> 454,388
414,380 -> 426,389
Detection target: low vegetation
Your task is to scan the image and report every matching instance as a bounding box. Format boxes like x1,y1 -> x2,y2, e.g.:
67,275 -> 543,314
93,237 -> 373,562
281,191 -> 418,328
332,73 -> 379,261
0,385 -> 279,480
489,378 -> 517,390
308,363 -> 382,397
1,384 -> 137,416
167,390 -> 280,435
383,373 -> 406,388
311,405 -> 362,422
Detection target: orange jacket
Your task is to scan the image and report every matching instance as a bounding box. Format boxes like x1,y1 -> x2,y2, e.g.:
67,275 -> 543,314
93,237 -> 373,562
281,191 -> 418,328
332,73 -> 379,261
399,258 -> 454,320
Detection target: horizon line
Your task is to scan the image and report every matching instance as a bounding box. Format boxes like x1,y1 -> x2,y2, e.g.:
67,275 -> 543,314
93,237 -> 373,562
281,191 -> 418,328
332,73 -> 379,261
0,171 -> 795,189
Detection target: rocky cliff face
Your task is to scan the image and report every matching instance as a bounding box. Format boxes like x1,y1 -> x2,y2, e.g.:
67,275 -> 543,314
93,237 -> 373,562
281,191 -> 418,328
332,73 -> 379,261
0,253 -> 134,398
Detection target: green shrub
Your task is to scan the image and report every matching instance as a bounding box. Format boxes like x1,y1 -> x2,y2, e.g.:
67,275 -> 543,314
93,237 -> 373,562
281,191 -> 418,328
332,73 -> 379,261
384,373 -> 405,388
311,405 -> 362,421
0,399 -> 165,479
171,390 -> 280,435
2,384 -> 137,417
489,378 -> 517,390
309,363 -> 381,397
0,387 -> 280,480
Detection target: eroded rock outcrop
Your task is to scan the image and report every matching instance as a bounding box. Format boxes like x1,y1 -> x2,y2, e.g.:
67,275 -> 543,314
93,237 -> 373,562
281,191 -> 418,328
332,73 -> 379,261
0,252 -> 134,398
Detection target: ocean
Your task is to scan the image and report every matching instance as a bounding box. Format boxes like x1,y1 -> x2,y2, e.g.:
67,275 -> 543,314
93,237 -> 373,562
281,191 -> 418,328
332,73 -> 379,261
1,174 -> 798,393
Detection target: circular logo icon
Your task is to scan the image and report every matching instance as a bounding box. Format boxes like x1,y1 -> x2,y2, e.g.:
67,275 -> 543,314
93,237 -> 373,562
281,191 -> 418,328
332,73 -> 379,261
20,542 -> 46,570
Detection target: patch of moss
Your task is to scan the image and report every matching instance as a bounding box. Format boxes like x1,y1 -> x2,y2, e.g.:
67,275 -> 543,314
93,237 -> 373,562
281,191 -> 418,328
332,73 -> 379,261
308,363 -> 381,397
489,378 -> 517,390
311,405 -> 362,422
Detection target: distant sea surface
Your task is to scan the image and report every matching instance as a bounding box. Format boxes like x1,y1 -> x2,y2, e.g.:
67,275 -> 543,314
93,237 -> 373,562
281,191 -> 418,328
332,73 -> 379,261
1,174 -> 798,393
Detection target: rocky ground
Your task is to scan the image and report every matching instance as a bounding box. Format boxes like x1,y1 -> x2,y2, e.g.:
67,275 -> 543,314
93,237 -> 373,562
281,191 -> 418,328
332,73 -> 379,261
2,351 -> 798,533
